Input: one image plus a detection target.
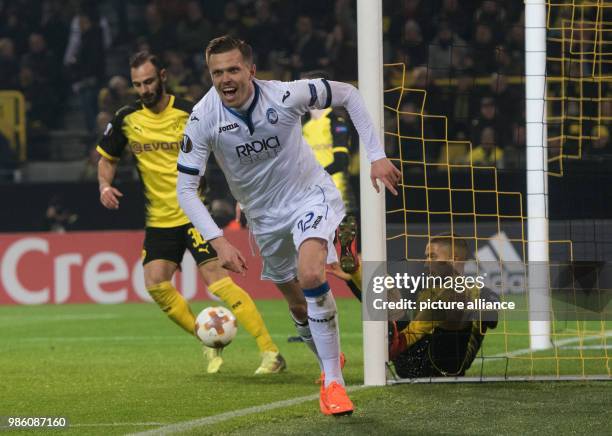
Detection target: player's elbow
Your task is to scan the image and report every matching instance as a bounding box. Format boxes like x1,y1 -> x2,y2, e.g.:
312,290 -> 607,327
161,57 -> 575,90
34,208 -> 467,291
331,80 -> 357,92
329,80 -> 358,107
98,155 -> 115,170
176,187 -> 186,210
176,187 -> 194,212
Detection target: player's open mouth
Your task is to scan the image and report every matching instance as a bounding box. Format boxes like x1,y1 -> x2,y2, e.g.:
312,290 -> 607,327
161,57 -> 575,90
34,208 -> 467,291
222,87 -> 237,98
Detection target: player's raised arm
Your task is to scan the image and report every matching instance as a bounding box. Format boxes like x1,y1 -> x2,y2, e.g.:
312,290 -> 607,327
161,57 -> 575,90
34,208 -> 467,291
176,119 -> 247,274
284,79 -> 401,195
327,80 -> 401,195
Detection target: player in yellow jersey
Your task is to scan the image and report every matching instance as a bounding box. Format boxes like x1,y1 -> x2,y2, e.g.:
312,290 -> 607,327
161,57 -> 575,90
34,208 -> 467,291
301,71 -> 362,301
388,234 -> 498,378
96,51 -> 285,374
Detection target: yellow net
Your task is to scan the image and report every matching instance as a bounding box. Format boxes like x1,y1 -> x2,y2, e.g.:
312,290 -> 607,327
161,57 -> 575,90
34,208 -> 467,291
546,0 -> 612,176
384,59 -> 610,379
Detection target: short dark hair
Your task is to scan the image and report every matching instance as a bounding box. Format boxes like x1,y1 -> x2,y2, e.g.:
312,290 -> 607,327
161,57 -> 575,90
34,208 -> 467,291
430,233 -> 470,260
129,51 -> 163,72
205,35 -> 253,64
300,70 -> 330,80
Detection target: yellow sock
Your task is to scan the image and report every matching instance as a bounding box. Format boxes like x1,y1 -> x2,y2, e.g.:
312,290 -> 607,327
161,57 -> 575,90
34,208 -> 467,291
208,277 -> 278,353
148,281 -> 196,335
350,263 -> 362,292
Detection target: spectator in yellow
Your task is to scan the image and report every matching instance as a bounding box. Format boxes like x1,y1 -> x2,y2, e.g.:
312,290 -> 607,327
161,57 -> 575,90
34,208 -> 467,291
470,126 -> 504,168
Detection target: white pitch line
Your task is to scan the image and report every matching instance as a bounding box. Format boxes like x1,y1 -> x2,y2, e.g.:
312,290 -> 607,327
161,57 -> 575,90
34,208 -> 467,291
129,385 -> 368,436
489,330 -> 612,358
559,345 -> 612,351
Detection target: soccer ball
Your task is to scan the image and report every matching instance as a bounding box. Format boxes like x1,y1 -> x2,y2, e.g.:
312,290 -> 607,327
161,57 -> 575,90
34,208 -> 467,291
195,306 -> 238,348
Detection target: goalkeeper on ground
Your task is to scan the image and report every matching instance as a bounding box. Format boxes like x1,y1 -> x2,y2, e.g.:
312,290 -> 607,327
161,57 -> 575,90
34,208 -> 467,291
388,234 -> 499,378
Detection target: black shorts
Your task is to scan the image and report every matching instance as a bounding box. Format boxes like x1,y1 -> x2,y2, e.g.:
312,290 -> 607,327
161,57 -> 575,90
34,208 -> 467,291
142,223 -> 218,266
392,327 -> 483,378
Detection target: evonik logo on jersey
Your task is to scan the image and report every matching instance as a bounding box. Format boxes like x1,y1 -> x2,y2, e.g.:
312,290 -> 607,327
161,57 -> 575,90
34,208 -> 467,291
235,136 -> 282,165
131,141 -> 180,154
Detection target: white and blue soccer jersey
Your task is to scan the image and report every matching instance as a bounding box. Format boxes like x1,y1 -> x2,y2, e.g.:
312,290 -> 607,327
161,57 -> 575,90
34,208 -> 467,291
177,78 -> 386,243
178,78 -> 332,222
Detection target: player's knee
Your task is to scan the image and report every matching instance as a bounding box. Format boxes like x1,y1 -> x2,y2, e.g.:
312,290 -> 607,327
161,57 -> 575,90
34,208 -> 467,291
144,261 -> 176,289
198,260 -> 228,286
298,266 -> 325,290
145,273 -> 171,290
146,280 -> 175,308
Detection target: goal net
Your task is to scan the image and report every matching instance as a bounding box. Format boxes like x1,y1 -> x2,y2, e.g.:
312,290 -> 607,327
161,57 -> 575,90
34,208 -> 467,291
360,0 -> 611,383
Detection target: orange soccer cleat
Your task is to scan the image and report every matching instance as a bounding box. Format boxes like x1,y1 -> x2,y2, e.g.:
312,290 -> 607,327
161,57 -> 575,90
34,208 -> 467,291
316,352 -> 346,384
319,381 -> 354,416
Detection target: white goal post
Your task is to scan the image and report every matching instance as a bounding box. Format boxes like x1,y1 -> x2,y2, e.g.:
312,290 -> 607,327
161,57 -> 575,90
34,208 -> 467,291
357,0 -> 387,386
525,0 -> 552,351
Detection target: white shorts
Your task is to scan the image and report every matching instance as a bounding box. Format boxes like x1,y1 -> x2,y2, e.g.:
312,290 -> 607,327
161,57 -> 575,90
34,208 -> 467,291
248,178 -> 345,283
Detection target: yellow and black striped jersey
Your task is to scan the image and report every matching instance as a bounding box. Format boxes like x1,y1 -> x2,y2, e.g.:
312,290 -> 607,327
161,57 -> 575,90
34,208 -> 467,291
302,107 -> 352,169
96,95 -> 193,228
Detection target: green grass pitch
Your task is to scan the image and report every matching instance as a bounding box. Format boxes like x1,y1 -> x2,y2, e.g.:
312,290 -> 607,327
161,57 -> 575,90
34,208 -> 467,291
1,299 -> 609,435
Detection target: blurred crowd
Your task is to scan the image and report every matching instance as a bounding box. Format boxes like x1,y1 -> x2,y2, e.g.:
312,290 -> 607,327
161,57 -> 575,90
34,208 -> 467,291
383,0 -> 611,170
0,0 -> 609,175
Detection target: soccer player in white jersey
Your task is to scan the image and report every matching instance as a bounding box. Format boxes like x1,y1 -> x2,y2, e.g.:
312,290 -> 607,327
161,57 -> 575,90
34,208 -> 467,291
177,36 -> 400,416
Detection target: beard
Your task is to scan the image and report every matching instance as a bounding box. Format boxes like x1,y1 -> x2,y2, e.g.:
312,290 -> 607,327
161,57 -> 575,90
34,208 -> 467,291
141,79 -> 164,108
